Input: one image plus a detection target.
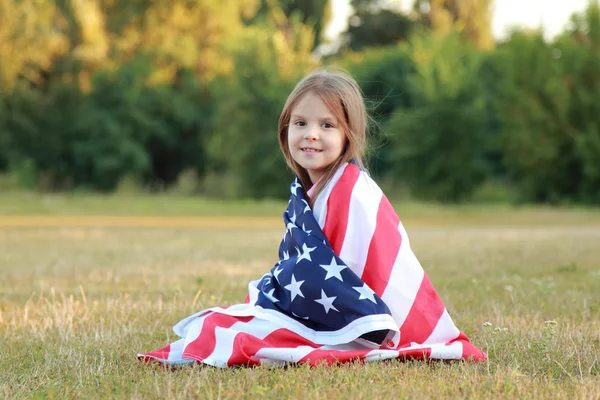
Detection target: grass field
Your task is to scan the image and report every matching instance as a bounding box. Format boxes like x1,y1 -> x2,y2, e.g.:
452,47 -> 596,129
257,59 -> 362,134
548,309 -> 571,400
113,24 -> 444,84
1,194 -> 599,399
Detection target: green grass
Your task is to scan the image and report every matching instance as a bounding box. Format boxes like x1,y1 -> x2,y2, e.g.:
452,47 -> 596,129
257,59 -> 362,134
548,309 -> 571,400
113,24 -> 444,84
2,190 -> 600,226
1,196 -> 599,398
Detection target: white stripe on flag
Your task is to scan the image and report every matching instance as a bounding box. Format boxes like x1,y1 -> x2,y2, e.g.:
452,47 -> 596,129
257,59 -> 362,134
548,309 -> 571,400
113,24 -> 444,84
313,164 -> 347,229
203,317 -> 316,367
381,221 -> 425,328
338,173 -> 383,279
202,325 -> 239,367
423,308 -> 460,345
364,349 -> 404,363
167,339 -> 187,362
247,279 -> 261,304
254,346 -> 316,365
180,314 -> 208,349
429,341 -> 463,360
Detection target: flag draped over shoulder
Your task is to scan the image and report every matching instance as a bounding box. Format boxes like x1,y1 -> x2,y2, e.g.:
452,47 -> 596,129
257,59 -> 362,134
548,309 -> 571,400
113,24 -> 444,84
138,162 -> 487,367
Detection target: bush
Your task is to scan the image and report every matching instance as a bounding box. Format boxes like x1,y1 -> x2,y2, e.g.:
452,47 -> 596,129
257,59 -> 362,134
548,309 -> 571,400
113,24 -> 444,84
1,57 -> 210,192
490,1 -> 600,203
74,62 -> 209,191
205,25 -> 317,199
339,45 -> 414,177
385,34 -> 488,202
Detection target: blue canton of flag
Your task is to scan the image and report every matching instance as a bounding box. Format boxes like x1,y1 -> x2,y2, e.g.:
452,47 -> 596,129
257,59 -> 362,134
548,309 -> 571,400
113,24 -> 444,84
254,178 -> 393,337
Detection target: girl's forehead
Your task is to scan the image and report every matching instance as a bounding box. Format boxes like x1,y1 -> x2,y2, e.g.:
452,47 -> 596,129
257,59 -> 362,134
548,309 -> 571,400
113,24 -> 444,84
292,92 -> 336,117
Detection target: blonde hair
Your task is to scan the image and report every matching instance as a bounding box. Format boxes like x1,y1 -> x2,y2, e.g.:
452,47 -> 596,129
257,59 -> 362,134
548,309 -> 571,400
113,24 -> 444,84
278,68 -> 368,204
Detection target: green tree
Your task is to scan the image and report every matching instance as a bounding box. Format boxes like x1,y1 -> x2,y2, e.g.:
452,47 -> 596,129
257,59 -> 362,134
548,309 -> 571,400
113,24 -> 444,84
0,0 -> 262,191
560,0 -> 600,202
338,45 -> 415,176
206,23 -> 317,198
413,0 -> 495,50
340,0 -> 415,51
2,81 -> 83,189
0,0 -> 69,92
249,0 -> 332,49
490,1 -> 600,203
386,33 -> 488,202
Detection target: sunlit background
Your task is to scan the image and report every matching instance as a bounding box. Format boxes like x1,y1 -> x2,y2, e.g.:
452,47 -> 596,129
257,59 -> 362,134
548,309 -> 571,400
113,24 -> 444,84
2,3 -> 600,397
0,0 -> 599,205
327,0 -> 591,40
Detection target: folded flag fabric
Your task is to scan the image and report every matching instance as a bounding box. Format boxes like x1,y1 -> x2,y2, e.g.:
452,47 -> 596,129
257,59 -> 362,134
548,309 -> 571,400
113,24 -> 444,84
138,162 -> 487,367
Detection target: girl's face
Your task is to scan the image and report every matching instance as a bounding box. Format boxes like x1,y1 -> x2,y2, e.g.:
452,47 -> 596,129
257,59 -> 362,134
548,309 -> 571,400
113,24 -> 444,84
287,91 -> 347,185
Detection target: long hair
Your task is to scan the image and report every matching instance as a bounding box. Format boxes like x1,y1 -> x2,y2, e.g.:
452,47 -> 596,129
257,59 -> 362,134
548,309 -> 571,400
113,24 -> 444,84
278,67 -> 368,204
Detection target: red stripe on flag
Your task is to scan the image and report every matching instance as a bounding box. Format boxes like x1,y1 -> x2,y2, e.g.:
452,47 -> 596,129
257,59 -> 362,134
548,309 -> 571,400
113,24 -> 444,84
361,195 -> 401,297
323,164 -> 360,255
451,332 -> 488,361
398,276 -> 445,346
227,328 -> 319,366
182,313 -> 252,362
262,328 -> 319,348
139,344 -> 172,363
227,334 -> 262,367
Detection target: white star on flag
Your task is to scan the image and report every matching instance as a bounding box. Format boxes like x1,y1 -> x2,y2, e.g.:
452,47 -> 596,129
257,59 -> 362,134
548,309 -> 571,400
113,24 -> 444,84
289,211 -> 297,225
319,257 -> 346,281
291,181 -> 301,196
315,289 -> 339,314
263,288 -> 279,303
353,283 -> 377,304
273,265 -> 284,280
302,223 -> 312,235
286,222 -> 296,237
296,243 -> 317,264
301,199 -> 311,213
284,274 -> 305,301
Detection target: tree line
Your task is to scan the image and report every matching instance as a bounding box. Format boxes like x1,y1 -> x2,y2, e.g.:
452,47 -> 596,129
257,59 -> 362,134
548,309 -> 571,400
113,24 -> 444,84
0,0 -> 599,204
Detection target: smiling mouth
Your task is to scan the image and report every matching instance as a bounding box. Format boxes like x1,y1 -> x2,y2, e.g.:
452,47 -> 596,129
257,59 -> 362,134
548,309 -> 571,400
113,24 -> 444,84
301,148 -> 322,152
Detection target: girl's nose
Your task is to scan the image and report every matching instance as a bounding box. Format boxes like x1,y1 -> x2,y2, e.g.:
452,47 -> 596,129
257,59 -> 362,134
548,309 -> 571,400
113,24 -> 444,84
304,127 -> 319,141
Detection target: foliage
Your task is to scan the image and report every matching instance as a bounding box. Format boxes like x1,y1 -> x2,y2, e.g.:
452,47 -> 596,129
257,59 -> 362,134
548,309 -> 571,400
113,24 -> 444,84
0,0 -> 69,92
337,45 -> 415,176
386,34 -> 488,202
249,0 -> 332,49
70,60 -> 209,191
341,0 -> 415,52
413,0 -> 495,50
1,0 -> 600,205
1,58 -> 208,191
489,1 -> 600,203
206,23 -> 317,198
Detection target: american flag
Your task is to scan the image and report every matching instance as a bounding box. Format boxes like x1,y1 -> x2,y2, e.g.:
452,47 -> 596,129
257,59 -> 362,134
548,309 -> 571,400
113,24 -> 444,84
138,162 -> 487,367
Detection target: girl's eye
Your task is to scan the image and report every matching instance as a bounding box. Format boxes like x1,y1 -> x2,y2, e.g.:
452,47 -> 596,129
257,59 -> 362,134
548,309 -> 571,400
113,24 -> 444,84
322,122 -> 335,129
294,121 -> 306,126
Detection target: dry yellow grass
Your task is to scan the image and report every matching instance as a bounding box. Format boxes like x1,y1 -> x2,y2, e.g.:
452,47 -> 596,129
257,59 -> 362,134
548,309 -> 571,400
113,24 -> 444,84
0,215 -> 281,228
1,208 -> 599,399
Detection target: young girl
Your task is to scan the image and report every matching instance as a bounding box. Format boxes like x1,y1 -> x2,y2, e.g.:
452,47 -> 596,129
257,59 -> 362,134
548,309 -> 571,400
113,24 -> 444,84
138,68 -> 486,367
